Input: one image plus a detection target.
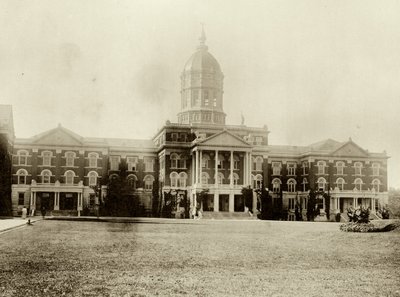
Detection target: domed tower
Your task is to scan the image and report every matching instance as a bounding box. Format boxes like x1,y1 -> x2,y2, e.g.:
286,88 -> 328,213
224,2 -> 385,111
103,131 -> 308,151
177,28 -> 226,125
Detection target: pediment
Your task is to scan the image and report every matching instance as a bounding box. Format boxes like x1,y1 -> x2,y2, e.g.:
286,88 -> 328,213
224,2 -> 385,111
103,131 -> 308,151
198,130 -> 251,148
332,142 -> 368,157
32,127 -> 83,146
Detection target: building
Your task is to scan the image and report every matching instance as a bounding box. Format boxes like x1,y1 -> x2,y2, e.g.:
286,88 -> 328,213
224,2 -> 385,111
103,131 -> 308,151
1,30 -> 389,220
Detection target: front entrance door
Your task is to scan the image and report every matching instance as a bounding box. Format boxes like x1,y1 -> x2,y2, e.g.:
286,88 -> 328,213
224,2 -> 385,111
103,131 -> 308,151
219,195 -> 229,212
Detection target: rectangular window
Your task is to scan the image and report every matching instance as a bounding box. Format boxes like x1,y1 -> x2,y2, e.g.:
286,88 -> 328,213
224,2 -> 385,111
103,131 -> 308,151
272,162 -> 281,175
145,158 -> 154,172
42,152 -> 52,166
287,163 -> 296,176
18,153 -> 28,166
171,133 -> 178,141
337,165 -> 344,175
127,157 -> 138,171
18,193 -> 25,205
372,164 -> 380,176
109,156 -> 120,171
66,153 -> 75,167
302,162 -> 308,175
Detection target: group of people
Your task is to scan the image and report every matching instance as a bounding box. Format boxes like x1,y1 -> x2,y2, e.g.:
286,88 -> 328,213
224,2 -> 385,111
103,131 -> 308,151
21,205 -> 47,219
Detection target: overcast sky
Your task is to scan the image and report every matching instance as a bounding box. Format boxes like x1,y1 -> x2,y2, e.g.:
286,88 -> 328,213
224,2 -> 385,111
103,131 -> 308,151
1,0 -> 399,188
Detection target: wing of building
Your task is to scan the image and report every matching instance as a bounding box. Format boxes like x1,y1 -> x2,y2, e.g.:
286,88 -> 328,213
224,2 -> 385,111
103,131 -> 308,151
0,30 -> 389,220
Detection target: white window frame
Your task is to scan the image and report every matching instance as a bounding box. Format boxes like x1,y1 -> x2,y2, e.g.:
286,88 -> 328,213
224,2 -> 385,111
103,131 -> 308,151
317,177 -> 327,191
287,178 -> 296,192
127,157 -> 138,171
287,163 -> 296,176
371,179 -> 380,192
178,172 -> 187,188
41,169 -> 52,184
144,158 -> 154,172
17,150 -> 28,166
109,156 -> 120,171
42,151 -> 52,166
65,152 -> 76,167
64,170 -> 75,185
88,171 -> 98,186
16,169 -> 28,184
272,162 -> 281,176
336,177 -> 345,191
272,178 -> 281,193
88,153 -> 99,168
336,161 -> 345,175
354,178 -> 363,191
354,162 -> 362,176
372,163 -> 380,176
201,172 -> 209,185
144,175 -> 154,191
170,172 -> 179,188
317,161 -> 326,175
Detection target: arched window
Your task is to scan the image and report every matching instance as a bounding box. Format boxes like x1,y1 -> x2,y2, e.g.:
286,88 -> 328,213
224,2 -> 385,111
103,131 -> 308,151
317,177 -> 327,191
302,177 -> 308,192
272,178 -> 281,193
144,175 -> 154,190
109,173 -> 119,182
252,174 -> 263,189
302,162 -> 308,175
178,172 -> 188,188
17,150 -> 28,166
88,153 -> 99,168
354,178 -> 363,191
41,151 -> 52,166
41,169 -> 52,184
217,172 -> 224,185
354,162 -> 362,176
371,179 -> 380,192
317,161 -> 326,175
127,174 -> 137,189
201,172 -> 209,185
65,151 -> 76,167
229,173 -> 240,185
232,155 -> 240,170
336,177 -> 345,191
64,170 -> 75,185
170,172 -> 179,187
287,178 -> 296,192
372,163 -> 380,176
88,171 -> 98,186
16,169 -> 28,184
170,153 -> 179,169
336,161 -> 345,175
202,154 -> 210,169
253,156 -> 263,171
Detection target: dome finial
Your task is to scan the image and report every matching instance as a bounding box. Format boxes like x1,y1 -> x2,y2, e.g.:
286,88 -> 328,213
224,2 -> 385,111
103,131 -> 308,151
197,23 -> 208,50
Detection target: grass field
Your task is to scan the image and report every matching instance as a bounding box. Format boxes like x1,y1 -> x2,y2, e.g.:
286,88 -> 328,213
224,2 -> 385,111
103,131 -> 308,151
0,219 -> 399,297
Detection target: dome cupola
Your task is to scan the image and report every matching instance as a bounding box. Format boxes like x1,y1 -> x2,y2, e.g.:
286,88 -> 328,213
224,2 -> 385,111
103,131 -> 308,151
178,27 -> 226,125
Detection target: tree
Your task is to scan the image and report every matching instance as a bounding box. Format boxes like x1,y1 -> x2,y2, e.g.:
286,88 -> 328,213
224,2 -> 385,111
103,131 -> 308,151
255,183 -> 273,220
103,159 -> 137,217
0,134 -> 12,216
306,189 -> 319,221
241,186 -> 253,213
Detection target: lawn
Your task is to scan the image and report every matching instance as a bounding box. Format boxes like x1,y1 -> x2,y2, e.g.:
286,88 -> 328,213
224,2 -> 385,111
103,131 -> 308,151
0,219 -> 399,297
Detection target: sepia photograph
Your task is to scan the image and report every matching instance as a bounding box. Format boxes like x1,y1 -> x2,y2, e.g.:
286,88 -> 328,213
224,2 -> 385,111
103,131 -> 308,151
1,0 -> 399,296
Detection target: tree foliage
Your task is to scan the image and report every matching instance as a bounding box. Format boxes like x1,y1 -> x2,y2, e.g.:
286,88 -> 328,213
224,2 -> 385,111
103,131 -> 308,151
0,134 -> 12,216
241,186 -> 253,213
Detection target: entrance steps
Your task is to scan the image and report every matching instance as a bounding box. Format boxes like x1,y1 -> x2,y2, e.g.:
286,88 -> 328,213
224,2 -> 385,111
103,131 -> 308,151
201,211 -> 258,220
51,210 -> 78,217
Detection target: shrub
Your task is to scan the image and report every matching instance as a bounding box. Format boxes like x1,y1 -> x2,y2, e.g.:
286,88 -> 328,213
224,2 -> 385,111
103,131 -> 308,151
340,222 -> 399,233
347,206 -> 370,223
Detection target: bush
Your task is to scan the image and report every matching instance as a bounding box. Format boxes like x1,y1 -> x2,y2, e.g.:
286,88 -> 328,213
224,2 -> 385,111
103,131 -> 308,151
347,206 -> 370,223
340,221 -> 400,232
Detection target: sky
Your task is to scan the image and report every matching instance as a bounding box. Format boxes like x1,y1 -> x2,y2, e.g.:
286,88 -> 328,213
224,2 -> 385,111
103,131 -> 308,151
1,0 -> 399,188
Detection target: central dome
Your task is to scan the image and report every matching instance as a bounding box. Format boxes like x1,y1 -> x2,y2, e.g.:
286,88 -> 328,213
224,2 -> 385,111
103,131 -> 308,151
178,28 -> 226,126
183,49 -> 221,73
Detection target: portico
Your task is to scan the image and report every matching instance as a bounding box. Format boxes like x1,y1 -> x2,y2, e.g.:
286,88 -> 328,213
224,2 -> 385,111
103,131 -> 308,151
190,130 -> 253,213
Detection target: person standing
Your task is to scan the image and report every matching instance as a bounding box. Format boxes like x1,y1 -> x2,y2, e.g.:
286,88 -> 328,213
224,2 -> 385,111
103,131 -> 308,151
41,205 -> 46,219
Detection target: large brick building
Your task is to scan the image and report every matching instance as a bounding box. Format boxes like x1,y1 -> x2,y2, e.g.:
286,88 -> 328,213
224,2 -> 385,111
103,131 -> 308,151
0,30 -> 389,220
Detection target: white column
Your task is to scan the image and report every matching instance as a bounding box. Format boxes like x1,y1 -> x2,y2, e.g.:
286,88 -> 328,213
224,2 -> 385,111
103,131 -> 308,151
191,153 -> 195,186
248,152 -> 252,187
243,153 -> 247,185
195,150 -> 199,184
230,151 -> 234,187
229,193 -> 234,213
199,150 -> 203,185
30,192 -> 33,208
54,192 -> 59,210
215,150 -> 219,186
353,197 -> 357,208
214,193 -> 219,212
